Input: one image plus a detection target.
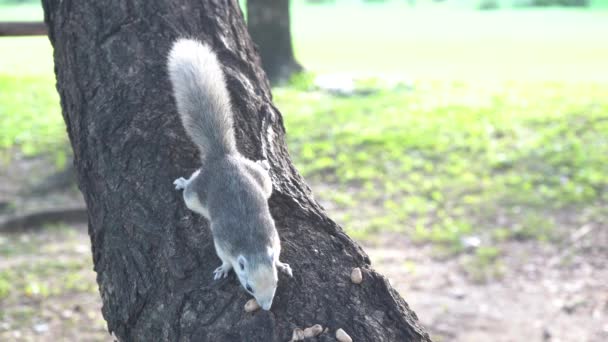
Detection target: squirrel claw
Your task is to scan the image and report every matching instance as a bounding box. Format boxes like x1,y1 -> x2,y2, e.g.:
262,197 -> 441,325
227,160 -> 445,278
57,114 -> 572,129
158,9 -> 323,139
276,262 -> 293,277
173,177 -> 187,190
213,265 -> 230,280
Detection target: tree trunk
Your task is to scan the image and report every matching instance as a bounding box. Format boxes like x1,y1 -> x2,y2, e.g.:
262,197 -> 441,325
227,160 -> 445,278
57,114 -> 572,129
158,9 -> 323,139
247,0 -> 302,84
42,1 -> 430,341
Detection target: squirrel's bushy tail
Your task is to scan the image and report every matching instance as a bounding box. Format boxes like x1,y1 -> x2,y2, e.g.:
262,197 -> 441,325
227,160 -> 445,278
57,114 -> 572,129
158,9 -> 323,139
168,38 -> 236,158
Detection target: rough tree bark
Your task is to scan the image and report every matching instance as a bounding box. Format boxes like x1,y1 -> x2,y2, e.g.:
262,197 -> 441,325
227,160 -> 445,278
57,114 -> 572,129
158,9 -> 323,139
42,0 -> 430,341
247,0 -> 302,84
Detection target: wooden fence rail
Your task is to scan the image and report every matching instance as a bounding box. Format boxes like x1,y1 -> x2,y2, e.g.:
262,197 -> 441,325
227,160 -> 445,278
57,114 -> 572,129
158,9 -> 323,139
0,22 -> 47,36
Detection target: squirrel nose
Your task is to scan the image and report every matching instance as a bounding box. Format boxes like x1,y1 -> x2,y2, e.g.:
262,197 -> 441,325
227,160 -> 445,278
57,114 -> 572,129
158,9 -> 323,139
260,300 -> 273,310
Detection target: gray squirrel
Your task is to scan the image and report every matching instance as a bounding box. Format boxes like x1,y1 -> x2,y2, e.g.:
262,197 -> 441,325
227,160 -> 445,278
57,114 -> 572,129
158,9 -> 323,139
168,39 -> 292,311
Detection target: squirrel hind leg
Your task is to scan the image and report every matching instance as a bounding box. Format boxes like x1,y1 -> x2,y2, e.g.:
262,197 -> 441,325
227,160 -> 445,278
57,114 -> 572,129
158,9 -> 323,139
183,190 -> 209,219
243,159 -> 273,198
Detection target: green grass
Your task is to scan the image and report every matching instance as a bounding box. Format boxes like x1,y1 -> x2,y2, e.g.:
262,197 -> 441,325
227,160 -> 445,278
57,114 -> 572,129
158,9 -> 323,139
0,37 -> 62,159
275,79 -> 608,247
0,73 -> 64,154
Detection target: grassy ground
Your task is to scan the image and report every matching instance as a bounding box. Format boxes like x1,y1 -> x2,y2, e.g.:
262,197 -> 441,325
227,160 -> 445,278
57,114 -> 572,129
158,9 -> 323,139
276,79 -> 608,250
0,225 -> 106,341
0,225 -> 96,305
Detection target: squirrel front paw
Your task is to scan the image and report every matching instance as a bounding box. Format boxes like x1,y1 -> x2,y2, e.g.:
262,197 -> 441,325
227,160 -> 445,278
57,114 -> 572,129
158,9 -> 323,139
276,261 -> 293,277
173,177 -> 187,190
213,264 -> 231,280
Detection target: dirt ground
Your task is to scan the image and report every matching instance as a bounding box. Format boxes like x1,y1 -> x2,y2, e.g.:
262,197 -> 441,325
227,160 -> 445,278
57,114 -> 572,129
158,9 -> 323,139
1,154 -> 606,341
365,234 -> 607,342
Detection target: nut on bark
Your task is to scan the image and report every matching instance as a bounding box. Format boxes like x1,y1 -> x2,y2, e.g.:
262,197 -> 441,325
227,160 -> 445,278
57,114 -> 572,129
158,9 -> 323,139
303,324 -> 323,338
351,267 -> 363,284
291,328 -> 305,341
336,328 -> 353,342
244,298 -> 260,312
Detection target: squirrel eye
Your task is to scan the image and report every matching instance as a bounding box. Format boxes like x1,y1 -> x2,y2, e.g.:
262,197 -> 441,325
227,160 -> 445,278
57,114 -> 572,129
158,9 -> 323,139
246,284 -> 253,293
239,260 -> 245,270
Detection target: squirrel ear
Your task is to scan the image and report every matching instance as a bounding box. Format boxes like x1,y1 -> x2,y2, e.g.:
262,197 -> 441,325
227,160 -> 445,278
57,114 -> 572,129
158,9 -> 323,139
237,255 -> 246,270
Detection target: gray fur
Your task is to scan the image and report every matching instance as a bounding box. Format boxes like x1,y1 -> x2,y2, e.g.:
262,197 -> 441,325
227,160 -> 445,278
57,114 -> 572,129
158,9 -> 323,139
168,39 -> 291,311
168,39 -> 235,159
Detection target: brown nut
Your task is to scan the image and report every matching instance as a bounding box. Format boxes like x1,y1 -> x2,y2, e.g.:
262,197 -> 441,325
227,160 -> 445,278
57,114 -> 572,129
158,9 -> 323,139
303,324 -> 323,338
244,298 -> 260,312
351,267 -> 363,284
336,328 -> 352,342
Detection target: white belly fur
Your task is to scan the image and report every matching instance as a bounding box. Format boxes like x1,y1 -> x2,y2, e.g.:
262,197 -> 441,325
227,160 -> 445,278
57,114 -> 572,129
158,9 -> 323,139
184,191 -> 209,219
183,169 -> 210,219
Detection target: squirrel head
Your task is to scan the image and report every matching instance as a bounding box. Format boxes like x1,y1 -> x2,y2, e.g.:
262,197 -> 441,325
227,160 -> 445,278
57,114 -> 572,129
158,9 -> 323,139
234,247 -> 278,310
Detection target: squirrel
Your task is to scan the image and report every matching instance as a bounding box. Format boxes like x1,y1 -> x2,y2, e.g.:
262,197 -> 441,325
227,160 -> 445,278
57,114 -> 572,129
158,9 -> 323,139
167,39 -> 292,311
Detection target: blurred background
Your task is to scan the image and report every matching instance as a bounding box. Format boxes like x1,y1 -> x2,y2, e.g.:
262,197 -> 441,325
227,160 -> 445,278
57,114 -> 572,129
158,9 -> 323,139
1,0 -> 607,341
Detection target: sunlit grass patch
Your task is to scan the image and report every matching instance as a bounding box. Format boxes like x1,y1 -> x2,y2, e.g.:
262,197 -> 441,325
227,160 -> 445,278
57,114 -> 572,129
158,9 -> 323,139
0,37 -> 64,164
0,73 -> 65,160
276,79 -> 608,249
0,225 -> 105,339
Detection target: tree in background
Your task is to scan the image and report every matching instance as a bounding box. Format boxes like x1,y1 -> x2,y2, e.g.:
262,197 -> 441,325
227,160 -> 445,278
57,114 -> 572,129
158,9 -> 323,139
42,0 -> 429,340
247,0 -> 303,84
